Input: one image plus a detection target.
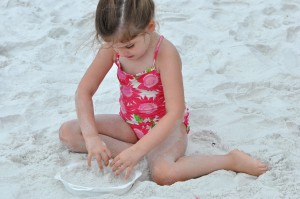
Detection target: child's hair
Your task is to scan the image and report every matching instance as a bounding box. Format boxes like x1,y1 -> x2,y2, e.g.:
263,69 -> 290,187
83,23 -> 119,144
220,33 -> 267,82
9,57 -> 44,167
95,0 -> 155,43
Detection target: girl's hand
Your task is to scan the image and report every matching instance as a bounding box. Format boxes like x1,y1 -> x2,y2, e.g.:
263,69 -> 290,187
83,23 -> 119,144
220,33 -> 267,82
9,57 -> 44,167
85,136 -> 112,172
110,146 -> 144,179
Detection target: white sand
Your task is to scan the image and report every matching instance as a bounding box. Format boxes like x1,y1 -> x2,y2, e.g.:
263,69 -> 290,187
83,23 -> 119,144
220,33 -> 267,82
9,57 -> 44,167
1,0 -> 300,198
60,162 -> 127,187
59,161 -> 135,187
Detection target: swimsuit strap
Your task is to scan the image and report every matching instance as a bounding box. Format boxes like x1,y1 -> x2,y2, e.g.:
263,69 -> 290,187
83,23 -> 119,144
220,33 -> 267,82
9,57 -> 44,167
153,35 -> 164,66
115,53 -> 121,68
115,35 -> 164,68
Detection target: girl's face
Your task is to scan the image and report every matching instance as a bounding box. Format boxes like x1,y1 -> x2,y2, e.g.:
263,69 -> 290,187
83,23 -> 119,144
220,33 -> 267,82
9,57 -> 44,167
112,33 -> 152,61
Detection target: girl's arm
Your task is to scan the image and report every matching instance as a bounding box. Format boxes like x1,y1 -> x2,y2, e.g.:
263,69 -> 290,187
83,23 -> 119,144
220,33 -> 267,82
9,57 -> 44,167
133,38 -> 185,154
76,44 -> 115,168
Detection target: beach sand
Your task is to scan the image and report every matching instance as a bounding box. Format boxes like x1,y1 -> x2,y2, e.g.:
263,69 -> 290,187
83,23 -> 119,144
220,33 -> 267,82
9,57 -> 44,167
1,0 -> 300,198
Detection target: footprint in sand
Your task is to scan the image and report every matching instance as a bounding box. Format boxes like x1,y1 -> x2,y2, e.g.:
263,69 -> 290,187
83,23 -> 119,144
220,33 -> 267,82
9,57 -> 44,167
35,43 -> 60,63
9,144 -> 52,166
263,4 -> 299,30
48,27 -> 69,39
190,130 -> 229,151
258,138 -> 295,181
0,45 -> 11,68
262,7 -> 277,16
190,130 -> 220,144
281,4 -> 299,12
157,8 -> 190,22
286,26 -> 300,42
0,114 -> 24,128
232,15 -> 255,41
75,13 -> 94,28
43,95 -> 74,109
182,35 -> 198,48
263,18 -> 281,29
247,43 -> 274,56
212,82 -> 237,93
179,34 -> 198,55
9,150 -> 32,166
0,45 -> 9,56
0,54 -> 9,69
31,131 -> 48,145
4,0 -> 31,8
213,0 -> 249,7
159,14 -> 190,22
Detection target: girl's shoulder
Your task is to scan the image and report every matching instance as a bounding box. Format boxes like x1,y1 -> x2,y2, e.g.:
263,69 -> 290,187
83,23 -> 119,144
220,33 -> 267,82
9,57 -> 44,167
89,43 -> 116,73
155,37 -> 181,70
97,43 -> 116,61
160,37 -> 178,52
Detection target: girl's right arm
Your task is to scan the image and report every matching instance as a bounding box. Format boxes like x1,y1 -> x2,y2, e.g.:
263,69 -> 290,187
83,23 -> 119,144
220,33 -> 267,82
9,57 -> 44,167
75,44 -> 115,170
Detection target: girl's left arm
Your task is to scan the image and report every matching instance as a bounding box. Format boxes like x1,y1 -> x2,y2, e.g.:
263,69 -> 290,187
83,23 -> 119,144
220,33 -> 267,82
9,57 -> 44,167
111,39 -> 186,178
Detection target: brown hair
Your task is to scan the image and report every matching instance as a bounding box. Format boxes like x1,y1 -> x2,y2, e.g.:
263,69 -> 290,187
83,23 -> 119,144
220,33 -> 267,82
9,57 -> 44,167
95,0 -> 155,43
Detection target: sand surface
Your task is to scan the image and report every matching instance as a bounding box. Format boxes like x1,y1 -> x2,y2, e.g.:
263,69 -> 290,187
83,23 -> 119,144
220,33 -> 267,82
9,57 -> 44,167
1,0 -> 300,198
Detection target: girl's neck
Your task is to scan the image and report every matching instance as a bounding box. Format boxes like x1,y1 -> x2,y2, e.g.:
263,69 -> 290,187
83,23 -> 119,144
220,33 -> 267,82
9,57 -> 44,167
148,32 -> 160,48
118,32 -> 160,75
139,32 -> 159,59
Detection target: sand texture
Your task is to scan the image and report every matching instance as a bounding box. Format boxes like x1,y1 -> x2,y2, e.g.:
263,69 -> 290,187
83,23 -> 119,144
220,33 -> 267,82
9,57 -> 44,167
1,0 -> 300,198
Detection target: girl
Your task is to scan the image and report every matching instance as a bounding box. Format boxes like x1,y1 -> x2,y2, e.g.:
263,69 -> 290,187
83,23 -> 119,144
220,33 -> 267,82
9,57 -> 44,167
59,0 -> 268,185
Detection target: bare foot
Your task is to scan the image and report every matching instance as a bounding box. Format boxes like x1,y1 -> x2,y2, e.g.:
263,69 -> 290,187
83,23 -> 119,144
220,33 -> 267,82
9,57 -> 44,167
228,149 -> 268,176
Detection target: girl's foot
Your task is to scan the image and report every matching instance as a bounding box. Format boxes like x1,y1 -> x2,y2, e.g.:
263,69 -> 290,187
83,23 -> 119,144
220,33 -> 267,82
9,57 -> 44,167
228,149 -> 268,176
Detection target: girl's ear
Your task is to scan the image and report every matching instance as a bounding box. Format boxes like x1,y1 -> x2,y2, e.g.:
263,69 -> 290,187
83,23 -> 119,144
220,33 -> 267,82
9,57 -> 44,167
146,19 -> 156,32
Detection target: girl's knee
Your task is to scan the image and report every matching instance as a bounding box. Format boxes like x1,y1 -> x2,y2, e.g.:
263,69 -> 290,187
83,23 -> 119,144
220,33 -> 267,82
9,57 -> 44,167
151,163 -> 179,186
58,122 -> 73,144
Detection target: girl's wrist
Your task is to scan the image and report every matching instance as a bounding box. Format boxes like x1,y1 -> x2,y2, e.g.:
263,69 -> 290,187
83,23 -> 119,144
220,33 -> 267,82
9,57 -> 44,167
132,142 -> 149,157
82,132 -> 100,141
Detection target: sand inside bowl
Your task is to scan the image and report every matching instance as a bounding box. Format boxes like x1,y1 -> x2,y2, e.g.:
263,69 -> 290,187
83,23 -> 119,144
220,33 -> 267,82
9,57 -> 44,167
60,161 -> 134,187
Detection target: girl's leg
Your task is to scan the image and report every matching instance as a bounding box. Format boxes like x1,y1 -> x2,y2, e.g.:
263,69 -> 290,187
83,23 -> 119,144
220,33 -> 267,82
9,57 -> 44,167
59,114 -> 137,157
147,124 -> 268,185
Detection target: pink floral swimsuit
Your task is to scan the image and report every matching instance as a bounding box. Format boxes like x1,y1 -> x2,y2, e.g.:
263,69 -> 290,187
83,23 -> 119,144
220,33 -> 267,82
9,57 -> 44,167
116,36 -> 190,139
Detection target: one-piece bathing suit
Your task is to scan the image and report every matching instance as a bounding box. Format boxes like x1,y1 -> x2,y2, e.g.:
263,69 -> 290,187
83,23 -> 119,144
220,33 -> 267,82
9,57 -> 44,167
115,35 -> 190,139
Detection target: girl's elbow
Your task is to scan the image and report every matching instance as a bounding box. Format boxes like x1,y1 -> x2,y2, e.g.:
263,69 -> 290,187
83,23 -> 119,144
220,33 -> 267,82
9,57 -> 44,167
168,106 -> 186,121
75,88 -> 82,100
76,84 -> 94,98
75,87 -> 93,104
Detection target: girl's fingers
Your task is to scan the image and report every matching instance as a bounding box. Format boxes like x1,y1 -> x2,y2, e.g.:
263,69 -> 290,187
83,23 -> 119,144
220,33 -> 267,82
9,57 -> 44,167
125,166 -> 132,180
110,156 -> 120,167
115,164 -> 126,176
102,142 -> 112,159
101,152 -> 110,167
106,149 -> 112,159
95,154 -> 104,172
112,160 -> 123,172
87,149 -> 112,172
87,153 -> 92,167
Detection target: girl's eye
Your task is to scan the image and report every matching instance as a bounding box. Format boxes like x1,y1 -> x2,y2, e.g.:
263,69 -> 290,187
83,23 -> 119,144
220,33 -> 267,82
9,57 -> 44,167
126,44 -> 134,49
